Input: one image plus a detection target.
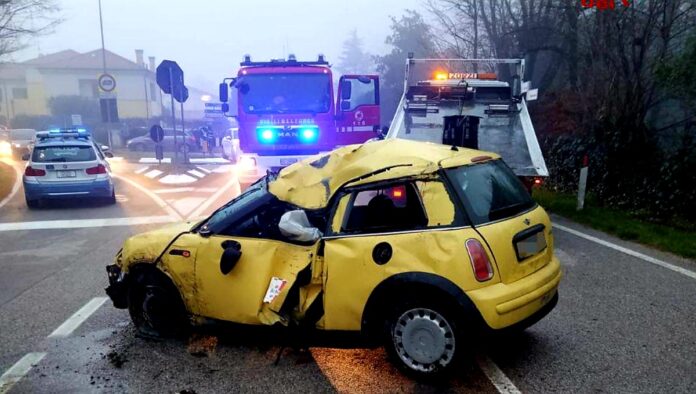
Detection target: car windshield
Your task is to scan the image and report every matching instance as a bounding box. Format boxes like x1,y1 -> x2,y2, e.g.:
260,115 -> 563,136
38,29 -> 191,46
198,176 -> 270,234
446,160 -> 535,225
239,73 -> 331,114
32,145 -> 96,163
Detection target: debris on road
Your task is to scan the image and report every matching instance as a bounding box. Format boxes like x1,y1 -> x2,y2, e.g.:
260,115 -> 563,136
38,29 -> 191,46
187,334 -> 218,357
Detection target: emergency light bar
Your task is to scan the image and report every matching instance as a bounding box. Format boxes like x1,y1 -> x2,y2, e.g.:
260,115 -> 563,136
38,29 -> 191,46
241,54 -> 329,67
37,128 -> 90,140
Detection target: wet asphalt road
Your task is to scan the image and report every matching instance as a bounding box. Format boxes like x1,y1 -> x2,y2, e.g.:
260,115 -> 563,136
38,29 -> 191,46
1,156 -> 695,393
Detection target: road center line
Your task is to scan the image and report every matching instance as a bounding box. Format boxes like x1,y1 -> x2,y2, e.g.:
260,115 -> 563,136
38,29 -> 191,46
48,297 -> 107,338
554,223 -> 696,280
0,352 -> 47,394
113,173 -> 182,220
477,355 -> 522,394
187,176 -> 238,220
0,216 -> 176,232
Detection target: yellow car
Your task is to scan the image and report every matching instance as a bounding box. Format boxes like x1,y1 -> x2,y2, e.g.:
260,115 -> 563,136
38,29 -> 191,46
106,139 -> 561,377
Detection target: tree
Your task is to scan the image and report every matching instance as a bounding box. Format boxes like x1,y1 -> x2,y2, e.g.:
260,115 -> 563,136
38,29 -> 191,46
374,10 -> 439,123
0,0 -> 61,60
337,29 -> 372,75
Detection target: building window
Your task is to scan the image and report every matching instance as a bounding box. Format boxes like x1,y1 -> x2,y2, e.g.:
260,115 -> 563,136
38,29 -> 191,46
12,87 -> 28,99
78,79 -> 99,98
150,82 -> 157,102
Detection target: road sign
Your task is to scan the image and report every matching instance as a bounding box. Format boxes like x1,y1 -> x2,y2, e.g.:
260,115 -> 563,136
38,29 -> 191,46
174,85 -> 189,103
99,98 -> 119,123
527,89 -> 539,101
156,60 -> 184,95
98,73 -> 116,92
71,114 -> 82,126
204,103 -> 224,118
149,125 -> 164,143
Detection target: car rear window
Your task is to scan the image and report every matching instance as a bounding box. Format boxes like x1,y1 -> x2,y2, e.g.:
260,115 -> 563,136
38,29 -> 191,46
32,146 -> 96,163
446,160 -> 535,225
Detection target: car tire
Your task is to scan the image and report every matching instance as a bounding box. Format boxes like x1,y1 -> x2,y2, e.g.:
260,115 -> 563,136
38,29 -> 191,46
105,190 -> 117,205
133,143 -> 146,152
384,297 -> 464,379
26,198 -> 40,209
127,269 -> 189,338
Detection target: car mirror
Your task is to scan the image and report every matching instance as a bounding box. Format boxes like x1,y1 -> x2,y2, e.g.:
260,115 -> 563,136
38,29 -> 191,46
104,151 -> 114,158
219,240 -> 242,275
278,210 -> 322,242
340,100 -> 350,111
21,153 -> 29,161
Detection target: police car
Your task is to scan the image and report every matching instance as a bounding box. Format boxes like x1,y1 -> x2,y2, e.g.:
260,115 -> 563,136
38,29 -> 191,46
23,128 -> 116,208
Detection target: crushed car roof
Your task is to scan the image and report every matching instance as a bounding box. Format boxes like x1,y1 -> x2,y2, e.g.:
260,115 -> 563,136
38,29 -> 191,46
269,138 -> 500,209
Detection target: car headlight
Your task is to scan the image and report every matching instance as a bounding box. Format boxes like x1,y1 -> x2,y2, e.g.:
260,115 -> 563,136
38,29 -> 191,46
0,141 -> 11,155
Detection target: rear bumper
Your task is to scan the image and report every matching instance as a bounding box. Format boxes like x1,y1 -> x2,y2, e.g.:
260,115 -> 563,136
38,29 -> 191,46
23,178 -> 114,200
468,255 -> 561,330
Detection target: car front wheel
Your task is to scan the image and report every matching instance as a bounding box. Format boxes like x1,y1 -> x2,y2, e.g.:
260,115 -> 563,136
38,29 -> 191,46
127,270 -> 188,338
385,301 -> 462,378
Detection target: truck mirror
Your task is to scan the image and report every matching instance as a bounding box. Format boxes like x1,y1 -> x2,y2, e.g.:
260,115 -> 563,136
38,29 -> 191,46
340,100 -> 350,111
340,80 -> 352,100
219,82 -> 228,103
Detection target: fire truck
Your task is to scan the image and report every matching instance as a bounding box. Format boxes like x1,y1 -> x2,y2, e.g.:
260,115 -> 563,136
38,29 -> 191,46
219,55 -> 380,184
386,56 -> 548,189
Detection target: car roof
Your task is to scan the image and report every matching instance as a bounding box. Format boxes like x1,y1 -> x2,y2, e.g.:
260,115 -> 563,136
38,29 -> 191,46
268,138 -> 500,209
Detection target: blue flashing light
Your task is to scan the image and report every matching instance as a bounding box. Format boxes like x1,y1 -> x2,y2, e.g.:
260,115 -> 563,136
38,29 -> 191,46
299,127 -> 318,143
258,128 -> 276,143
77,128 -> 87,133
49,128 -> 60,133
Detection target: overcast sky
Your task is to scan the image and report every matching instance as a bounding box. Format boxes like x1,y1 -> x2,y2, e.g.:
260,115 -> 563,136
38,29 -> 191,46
15,0 -> 424,92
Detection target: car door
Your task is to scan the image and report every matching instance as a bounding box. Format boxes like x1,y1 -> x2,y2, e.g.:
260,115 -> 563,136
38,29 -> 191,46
321,178 -> 491,331
335,75 -> 381,144
191,188 -> 320,326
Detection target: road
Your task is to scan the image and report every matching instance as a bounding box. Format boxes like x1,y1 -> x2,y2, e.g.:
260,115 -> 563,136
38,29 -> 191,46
0,155 -> 695,393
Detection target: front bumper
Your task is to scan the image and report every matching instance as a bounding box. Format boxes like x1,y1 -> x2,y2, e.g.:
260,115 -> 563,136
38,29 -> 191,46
105,264 -> 128,309
23,178 -> 114,200
467,255 -> 562,330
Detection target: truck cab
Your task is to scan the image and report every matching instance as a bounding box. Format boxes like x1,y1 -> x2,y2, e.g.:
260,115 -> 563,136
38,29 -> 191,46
386,57 -> 548,189
219,55 -> 380,185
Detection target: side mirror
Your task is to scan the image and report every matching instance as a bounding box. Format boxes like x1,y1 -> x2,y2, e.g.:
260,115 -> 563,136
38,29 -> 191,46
219,240 -> 242,275
340,80 -> 352,100
219,82 -> 229,103
21,153 -> 29,161
278,210 -> 322,242
104,151 -> 114,158
340,100 -> 351,111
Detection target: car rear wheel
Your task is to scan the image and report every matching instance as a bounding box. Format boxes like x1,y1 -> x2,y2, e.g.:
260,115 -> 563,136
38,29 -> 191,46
384,299 -> 463,379
104,190 -> 116,205
127,269 -> 188,338
26,197 -> 40,209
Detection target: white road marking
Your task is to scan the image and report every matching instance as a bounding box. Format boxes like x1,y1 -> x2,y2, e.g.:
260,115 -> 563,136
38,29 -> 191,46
196,166 -> 212,174
477,355 -> 522,394
0,159 -> 22,211
113,174 -> 181,220
48,297 -> 108,338
212,165 -> 233,174
159,173 -> 197,184
134,166 -> 150,174
171,197 -> 207,217
187,169 -> 206,178
0,216 -> 176,232
554,223 -> 696,280
154,187 -> 195,194
187,176 -> 239,220
144,169 -> 163,179
0,352 -> 47,394
139,158 -> 172,164
189,158 -> 229,164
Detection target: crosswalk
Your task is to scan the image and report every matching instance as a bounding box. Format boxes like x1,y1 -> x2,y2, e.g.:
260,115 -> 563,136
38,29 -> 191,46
133,165 -> 232,184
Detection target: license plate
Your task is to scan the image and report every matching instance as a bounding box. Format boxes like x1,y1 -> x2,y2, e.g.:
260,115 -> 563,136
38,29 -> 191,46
513,224 -> 547,261
56,170 -> 76,178
280,158 -> 298,166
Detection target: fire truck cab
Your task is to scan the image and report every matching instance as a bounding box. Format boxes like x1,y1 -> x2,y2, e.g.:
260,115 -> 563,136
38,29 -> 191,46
219,55 -> 380,185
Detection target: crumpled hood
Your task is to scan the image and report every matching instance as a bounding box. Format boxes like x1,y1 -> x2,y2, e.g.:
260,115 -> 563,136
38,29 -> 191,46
118,221 -> 193,271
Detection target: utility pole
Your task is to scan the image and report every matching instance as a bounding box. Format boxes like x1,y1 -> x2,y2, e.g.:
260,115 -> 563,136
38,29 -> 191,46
98,0 -> 112,148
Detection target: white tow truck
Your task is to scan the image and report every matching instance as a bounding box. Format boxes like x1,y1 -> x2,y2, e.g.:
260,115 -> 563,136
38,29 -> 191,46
386,57 -> 548,189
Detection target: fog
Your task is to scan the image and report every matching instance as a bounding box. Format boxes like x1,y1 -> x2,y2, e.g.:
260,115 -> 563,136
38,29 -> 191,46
15,0 -> 423,92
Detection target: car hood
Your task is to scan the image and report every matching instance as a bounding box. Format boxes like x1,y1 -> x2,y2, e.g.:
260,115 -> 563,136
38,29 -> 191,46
117,221 -> 194,271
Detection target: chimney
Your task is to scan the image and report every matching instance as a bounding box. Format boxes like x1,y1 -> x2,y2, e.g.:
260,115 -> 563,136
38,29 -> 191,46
135,49 -> 144,67
148,56 -> 156,71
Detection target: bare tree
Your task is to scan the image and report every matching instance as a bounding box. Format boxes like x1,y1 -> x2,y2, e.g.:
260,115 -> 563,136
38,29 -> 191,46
0,0 -> 61,60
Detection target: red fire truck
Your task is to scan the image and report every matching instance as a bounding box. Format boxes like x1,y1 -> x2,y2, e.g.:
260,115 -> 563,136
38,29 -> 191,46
219,55 -> 380,184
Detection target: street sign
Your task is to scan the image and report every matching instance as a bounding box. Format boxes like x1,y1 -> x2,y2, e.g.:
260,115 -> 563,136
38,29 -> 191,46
204,103 -> 224,118
71,114 -> 82,126
527,89 -> 539,101
174,85 -> 189,103
156,60 -> 184,95
98,73 -> 116,92
149,125 -> 164,143
99,98 -> 119,123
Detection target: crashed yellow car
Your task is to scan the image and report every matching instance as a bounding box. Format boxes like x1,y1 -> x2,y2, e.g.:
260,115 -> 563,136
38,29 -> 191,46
106,138 -> 561,377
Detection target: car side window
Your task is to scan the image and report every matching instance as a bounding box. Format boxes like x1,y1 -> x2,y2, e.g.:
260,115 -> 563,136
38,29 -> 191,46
94,144 -> 105,160
341,182 -> 428,234
218,199 -> 292,241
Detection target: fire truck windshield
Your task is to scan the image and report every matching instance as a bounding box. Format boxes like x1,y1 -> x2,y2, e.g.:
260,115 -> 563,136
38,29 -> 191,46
238,73 -> 331,114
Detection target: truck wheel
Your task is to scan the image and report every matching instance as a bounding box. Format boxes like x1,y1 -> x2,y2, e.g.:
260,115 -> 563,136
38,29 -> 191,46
384,299 -> 463,379
128,270 -> 188,338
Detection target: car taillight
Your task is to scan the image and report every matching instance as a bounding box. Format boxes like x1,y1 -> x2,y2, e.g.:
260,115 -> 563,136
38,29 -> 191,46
466,238 -> 494,281
24,166 -> 46,176
86,164 -> 107,174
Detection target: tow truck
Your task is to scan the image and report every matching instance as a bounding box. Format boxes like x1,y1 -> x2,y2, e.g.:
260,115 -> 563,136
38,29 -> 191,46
219,55 -> 381,185
386,57 -> 548,189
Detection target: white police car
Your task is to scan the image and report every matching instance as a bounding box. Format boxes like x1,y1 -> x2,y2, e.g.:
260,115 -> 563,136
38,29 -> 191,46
22,128 -> 116,208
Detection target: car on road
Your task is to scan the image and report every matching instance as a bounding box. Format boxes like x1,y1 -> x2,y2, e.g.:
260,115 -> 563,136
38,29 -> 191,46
23,128 -> 116,208
7,128 -> 37,159
105,138 -> 561,377
126,129 -> 198,153
221,127 -> 241,162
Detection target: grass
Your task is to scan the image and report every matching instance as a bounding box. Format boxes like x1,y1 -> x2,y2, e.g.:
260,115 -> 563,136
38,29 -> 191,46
533,188 -> 696,260
0,160 -> 16,202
